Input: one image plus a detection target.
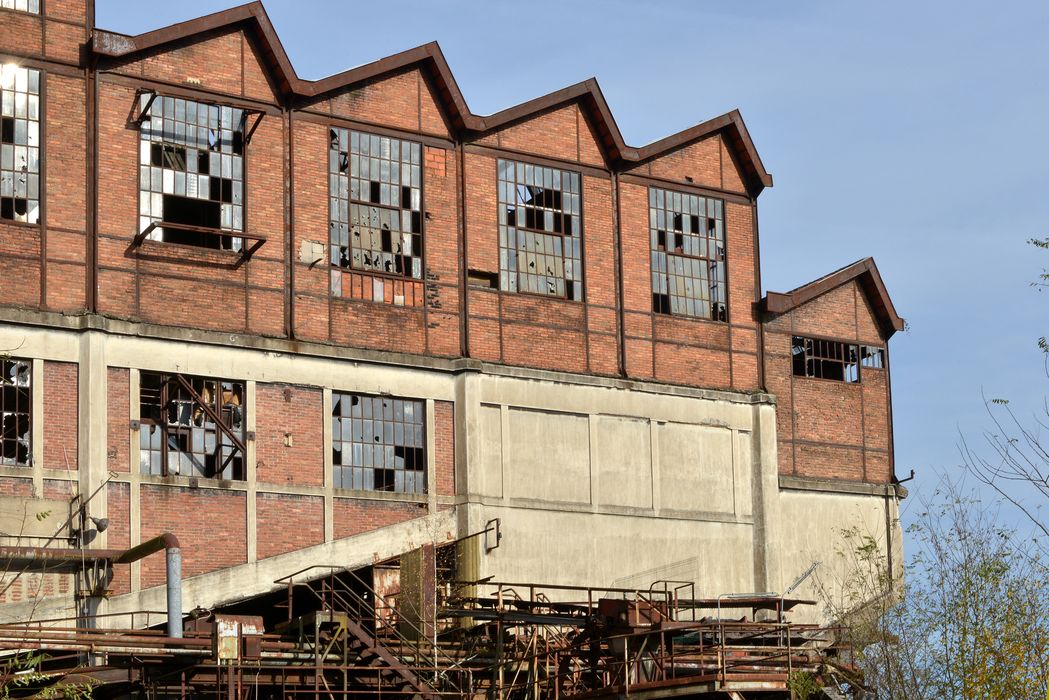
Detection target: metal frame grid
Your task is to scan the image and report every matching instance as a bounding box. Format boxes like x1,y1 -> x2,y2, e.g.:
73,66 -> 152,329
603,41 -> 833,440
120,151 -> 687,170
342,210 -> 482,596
0,65 -> 41,224
0,0 -> 39,13
497,159 -> 583,300
329,128 -> 424,294
331,393 -> 425,494
138,94 -> 246,250
139,372 -> 246,480
861,345 -> 885,370
0,359 -> 31,467
648,186 -> 726,320
792,336 -> 861,383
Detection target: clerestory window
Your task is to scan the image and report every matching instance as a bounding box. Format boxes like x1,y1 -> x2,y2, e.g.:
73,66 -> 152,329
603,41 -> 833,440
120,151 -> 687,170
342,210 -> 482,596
0,64 -> 40,224
0,358 -> 31,466
139,372 -> 246,480
331,393 -> 425,494
649,187 -> 726,320
497,159 -> 582,300
329,129 -> 423,296
138,95 -> 246,250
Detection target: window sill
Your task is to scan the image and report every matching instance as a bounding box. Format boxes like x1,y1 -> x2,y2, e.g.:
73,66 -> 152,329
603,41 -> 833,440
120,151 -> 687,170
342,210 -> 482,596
653,311 -> 728,326
136,472 -> 247,489
0,219 -> 42,231
332,486 -> 428,504
791,374 -> 864,387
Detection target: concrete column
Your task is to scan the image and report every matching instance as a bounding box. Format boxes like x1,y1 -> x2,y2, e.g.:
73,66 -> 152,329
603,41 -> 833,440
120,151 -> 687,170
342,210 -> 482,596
76,331 -> 109,626
245,380 -> 257,563
750,402 -> 779,594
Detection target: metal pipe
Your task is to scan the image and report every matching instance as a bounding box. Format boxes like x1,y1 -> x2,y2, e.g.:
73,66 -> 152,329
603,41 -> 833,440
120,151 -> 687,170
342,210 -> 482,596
116,533 -> 182,638
0,532 -> 183,638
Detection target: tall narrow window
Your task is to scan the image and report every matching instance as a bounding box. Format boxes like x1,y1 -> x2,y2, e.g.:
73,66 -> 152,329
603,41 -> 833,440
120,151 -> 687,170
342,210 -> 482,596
329,129 -> 423,290
139,95 -> 245,250
0,0 -> 40,12
0,359 -> 31,466
331,393 -> 425,494
792,336 -> 860,383
139,372 -> 246,480
0,64 -> 40,224
649,187 -> 725,320
497,159 -> 582,300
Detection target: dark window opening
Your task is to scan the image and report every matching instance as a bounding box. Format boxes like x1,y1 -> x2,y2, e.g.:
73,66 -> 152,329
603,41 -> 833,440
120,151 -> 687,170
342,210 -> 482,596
0,359 -> 31,467
139,372 -> 246,480
0,117 -> 13,144
160,195 -> 227,249
331,393 -> 425,494
792,336 -> 861,383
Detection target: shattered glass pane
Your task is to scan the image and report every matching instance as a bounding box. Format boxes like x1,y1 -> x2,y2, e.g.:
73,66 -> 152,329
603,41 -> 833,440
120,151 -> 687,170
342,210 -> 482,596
138,372 -> 246,480
0,358 -> 31,466
649,186 -> 726,320
329,128 -> 423,283
497,158 -> 583,300
0,64 -> 40,224
331,392 -> 425,494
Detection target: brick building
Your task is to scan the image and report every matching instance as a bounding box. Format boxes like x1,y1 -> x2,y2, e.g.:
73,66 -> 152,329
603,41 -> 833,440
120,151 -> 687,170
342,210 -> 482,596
0,0 -> 905,624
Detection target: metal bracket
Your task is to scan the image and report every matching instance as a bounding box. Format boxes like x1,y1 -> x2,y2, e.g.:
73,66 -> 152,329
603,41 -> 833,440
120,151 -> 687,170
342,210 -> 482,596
484,518 -> 502,553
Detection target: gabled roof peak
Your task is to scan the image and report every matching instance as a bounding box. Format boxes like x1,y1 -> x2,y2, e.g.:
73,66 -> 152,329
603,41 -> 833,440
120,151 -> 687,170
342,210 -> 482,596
92,1 -> 772,194
763,258 -> 905,338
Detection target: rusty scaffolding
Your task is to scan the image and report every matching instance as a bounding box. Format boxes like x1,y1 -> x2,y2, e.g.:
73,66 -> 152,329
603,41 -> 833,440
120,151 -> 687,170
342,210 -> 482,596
0,547 -> 870,700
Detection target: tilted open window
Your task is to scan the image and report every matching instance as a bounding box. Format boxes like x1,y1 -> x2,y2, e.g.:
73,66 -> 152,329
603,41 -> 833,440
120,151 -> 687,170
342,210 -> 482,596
497,159 -> 583,300
649,187 -> 726,320
0,359 -> 31,466
791,336 -> 861,383
136,94 -> 262,256
139,372 -> 246,480
331,393 -> 425,494
0,64 -> 41,224
329,128 -> 424,296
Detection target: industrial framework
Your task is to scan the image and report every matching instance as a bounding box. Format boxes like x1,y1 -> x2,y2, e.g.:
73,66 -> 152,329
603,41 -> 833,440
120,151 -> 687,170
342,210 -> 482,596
0,538 -> 870,700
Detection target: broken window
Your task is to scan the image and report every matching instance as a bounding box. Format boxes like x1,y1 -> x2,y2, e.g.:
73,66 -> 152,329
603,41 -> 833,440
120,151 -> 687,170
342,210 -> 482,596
861,345 -> 885,370
332,393 -> 425,494
329,129 -> 423,292
649,187 -> 726,320
139,372 -> 246,480
0,64 -> 40,224
497,159 -> 583,300
0,0 -> 39,13
792,336 -> 861,383
0,359 -> 30,466
138,95 -> 245,250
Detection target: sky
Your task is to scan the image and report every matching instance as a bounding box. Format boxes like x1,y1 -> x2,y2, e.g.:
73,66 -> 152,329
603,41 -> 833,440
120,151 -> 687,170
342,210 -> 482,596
96,1 -> 1049,536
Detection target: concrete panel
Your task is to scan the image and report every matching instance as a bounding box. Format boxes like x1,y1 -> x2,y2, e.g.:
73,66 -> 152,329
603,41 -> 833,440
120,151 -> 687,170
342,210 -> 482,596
594,416 -> 652,509
473,503 -> 754,598
477,404 -> 502,498
506,408 -> 590,504
658,423 -> 735,515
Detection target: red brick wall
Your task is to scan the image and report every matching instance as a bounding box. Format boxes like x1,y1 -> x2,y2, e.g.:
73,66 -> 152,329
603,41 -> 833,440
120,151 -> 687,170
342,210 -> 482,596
434,400 -> 455,496
255,493 -> 324,559
107,368 -> 130,473
763,280 -> 894,483
333,497 -> 421,541
43,361 -> 77,470
255,384 -> 324,487
139,486 -> 246,587
474,103 -> 607,168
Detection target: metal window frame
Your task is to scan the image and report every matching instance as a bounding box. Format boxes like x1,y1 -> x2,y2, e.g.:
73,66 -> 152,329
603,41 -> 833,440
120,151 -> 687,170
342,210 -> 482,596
139,372 -> 247,480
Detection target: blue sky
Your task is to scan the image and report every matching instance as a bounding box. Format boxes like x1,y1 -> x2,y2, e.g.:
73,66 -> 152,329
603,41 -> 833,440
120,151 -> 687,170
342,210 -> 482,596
97,1 -> 1049,533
